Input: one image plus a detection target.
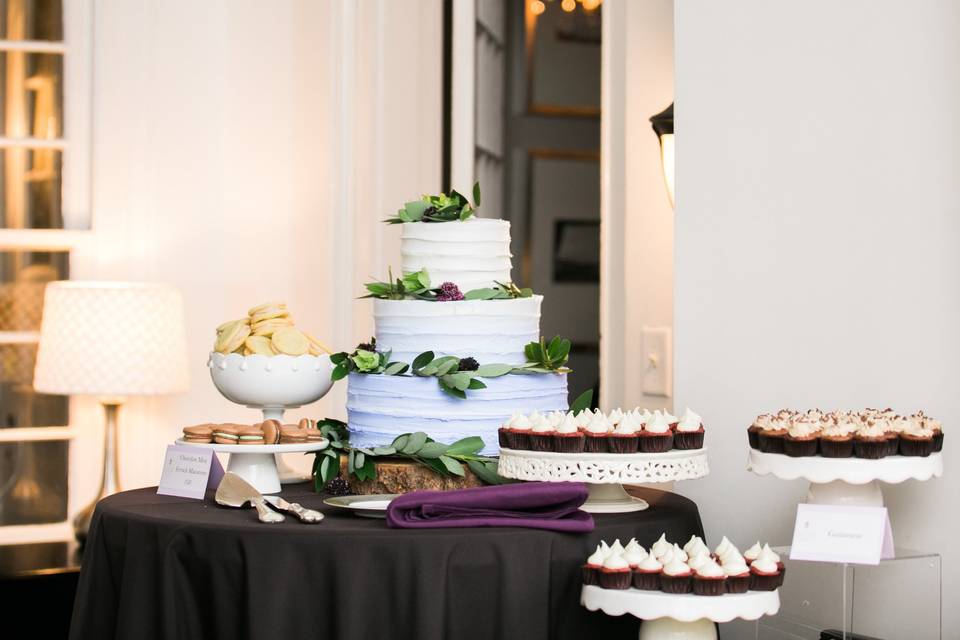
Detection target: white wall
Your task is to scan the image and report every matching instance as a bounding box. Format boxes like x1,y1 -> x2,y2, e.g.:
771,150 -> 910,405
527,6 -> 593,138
67,0 -> 440,511
674,0 -> 960,634
601,0 -> 674,411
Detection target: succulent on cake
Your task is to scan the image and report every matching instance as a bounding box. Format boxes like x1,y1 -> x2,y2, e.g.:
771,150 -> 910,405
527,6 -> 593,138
312,418 -> 504,490
330,338 -> 410,380
385,182 -> 481,224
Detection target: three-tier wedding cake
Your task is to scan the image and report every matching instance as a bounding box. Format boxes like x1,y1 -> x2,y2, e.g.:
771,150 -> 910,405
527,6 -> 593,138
346,207 -> 570,454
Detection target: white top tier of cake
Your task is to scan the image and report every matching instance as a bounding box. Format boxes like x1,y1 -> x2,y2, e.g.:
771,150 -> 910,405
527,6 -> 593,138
373,296 -> 541,365
400,218 -> 512,291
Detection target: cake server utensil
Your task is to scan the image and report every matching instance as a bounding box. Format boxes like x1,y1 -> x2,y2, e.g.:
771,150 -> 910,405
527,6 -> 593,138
215,472 -> 284,523
263,495 -> 324,524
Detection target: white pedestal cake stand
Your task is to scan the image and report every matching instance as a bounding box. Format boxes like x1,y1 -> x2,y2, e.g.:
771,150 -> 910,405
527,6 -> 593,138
208,351 -> 335,484
747,449 -> 943,506
175,439 -> 328,494
497,447 -> 709,513
581,585 -> 780,640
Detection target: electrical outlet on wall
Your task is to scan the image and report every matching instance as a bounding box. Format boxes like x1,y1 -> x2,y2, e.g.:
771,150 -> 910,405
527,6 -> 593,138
641,327 -> 672,397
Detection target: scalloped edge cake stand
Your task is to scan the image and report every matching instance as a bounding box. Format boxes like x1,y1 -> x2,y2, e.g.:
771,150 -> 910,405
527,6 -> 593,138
175,439 -> 328,494
208,351 -> 334,484
747,448 -> 943,506
497,447 -> 709,513
581,584 -> 780,640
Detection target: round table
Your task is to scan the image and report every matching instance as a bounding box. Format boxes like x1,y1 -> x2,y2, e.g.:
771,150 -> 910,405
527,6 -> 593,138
69,484 -> 703,640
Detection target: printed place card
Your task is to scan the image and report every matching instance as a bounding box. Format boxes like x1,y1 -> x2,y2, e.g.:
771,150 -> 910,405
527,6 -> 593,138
157,445 -> 223,499
790,503 -> 894,565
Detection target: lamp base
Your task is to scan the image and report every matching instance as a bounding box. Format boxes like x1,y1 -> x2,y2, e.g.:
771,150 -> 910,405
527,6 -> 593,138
76,402 -> 122,545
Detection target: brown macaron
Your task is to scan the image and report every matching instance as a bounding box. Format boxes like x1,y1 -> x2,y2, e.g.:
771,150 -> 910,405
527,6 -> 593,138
279,425 -> 308,444
260,419 -> 282,445
183,424 -> 214,443
237,425 -> 265,445
298,417 -> 316,430
212,425 -> 240,445
305,429 -> 324,442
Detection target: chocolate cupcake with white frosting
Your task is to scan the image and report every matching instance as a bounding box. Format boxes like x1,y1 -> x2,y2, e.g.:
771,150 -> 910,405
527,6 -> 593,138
659,556 -> 693,594
633,553 -> 663,591
854,419 -> 888,459
723,557 -> 752,593
583,412 -> 611,453
757,415 -> 789,454
608,411 -> 641,453
783,415 -> 820,457
899,419 -> 935,457
639,411 -> 674,453
582,543 -> 606,586
674,408 -> 705,450
529,413 -> 555,452
506,412 -> 533,450
748,550 -> 780,591
554,412 -> 585,453
598,552 -> 632,590
692,559 -> 727,596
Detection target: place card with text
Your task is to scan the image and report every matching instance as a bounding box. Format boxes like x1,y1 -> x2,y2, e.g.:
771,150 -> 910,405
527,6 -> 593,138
157,445 -> 224,499
790,503 -> 894,565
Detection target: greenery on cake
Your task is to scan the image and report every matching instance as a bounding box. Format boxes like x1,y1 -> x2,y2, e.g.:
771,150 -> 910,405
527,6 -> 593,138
330,335 -> 574,398
362,268 -> 532,302
385,182 -> 481,224
330,338 -> 410,379
311,418 -> 504,489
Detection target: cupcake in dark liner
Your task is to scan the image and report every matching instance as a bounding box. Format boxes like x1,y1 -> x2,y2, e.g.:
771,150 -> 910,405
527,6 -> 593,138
505,413 -> 533,450
933,431 -> 944,452
924,416 -> 944,452
899,430 -> 934,457
529,425 -> 555,452
783,433 -> 818,457
497,427 -> 511,449
692,560 -> 727,596
659,559 -> 693,594
555,431 -> 585,453
608,412 -> 642,453
749,563 -> 780,591
674,408 -> 705,450
819,423 -> 855,458
853,419 -> 889,459
723,560 -> 752,593
638,431 -> 673,453
584,432 -> 608,453
663,410 -> 680,432
633,568 -> 662,590
598,554 -> 632,590
757,428 -> 787,454
742,541 -> 762,566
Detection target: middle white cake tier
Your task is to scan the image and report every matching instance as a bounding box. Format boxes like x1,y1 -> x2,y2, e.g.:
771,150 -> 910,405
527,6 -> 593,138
374,296 -> 542,365
401,218 -> 512,291
347,371 -> 569,455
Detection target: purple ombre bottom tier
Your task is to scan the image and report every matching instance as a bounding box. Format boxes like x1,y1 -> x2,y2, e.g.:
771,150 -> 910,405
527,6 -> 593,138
346,372 -> 569,455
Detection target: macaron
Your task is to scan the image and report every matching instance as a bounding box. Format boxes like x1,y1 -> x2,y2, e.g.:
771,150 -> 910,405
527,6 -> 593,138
298,417 -> 316,430
237,425 -> 265,445
182,424 -> 213,443
260,419 -> 282,445
212,425 -> 240,445
279,425 -> 308,444
305,430 -> 324,442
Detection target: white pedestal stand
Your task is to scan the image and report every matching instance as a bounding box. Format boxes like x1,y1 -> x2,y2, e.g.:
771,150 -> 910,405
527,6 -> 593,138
498,447 -> 709,513
175,439 -> 328,494
581,585 -> 780,640
747,449 -> 943,506
208,351 -> 335,485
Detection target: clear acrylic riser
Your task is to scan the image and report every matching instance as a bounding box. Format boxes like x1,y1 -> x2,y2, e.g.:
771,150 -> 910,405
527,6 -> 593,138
721,546 -> 941,640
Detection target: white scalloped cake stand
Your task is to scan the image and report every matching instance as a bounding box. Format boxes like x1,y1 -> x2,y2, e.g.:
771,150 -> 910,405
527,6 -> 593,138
208,351 -> 334,483
175,439 -> 328,494
747,449 -> 943,506
497,447 -> 709,513
581,584 -> 780,640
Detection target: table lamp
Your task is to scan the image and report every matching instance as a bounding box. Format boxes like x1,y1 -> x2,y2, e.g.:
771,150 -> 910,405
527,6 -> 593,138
33,281 -> 189,542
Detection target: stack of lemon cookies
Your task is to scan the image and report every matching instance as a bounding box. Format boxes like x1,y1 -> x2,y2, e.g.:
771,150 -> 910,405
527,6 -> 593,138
214,302 -> 332,357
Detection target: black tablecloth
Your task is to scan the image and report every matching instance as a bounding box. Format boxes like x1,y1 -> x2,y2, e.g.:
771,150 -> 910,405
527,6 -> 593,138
70,484 -> 702,640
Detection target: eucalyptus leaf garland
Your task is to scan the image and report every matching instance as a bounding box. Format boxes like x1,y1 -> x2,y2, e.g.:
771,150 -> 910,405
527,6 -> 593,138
329,335 -> 573,399
311,418 -> 504,491
362,269 -> 533,303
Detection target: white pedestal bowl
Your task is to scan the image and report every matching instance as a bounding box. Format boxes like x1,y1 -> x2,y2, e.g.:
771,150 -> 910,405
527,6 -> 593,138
208,351 -> 335,483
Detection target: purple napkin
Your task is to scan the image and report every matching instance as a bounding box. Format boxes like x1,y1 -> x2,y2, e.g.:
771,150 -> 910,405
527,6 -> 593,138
386,481 -> 594,532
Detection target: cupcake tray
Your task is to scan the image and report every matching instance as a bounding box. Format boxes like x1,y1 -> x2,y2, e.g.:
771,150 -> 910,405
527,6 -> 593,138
581,584 -> 780,640
175,439 -> 328,495
747,449 -> 943,506
497,447 -> 709,513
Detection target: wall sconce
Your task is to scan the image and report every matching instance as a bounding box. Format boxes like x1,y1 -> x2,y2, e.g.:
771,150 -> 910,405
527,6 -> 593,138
649,102 -> 674,208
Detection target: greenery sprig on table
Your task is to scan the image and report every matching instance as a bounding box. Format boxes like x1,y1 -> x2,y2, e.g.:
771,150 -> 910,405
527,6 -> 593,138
311,418 -> 504,490
385,183 -> 481,224
362,269 -> 533,302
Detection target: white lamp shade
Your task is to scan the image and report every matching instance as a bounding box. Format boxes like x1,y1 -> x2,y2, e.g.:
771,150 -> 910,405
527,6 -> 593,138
33,281 -> 190,397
